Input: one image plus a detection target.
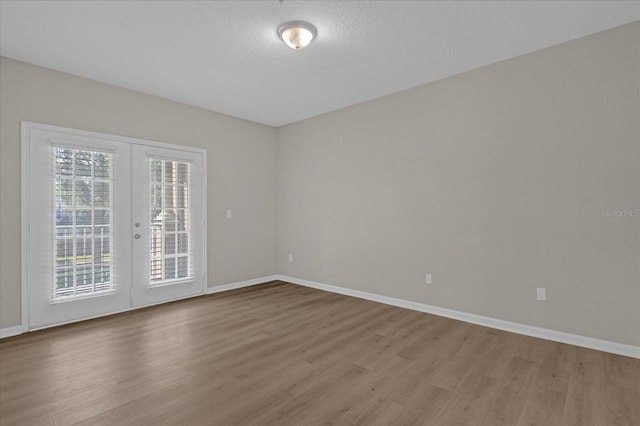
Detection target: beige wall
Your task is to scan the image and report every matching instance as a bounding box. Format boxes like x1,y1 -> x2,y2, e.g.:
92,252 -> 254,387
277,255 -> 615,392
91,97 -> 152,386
277,22 -> 640,346
2,22 -> 638,346
0,57 -> 278,328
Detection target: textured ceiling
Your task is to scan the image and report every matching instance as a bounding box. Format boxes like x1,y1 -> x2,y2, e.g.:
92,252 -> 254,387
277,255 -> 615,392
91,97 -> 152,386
1,1 -> 639,127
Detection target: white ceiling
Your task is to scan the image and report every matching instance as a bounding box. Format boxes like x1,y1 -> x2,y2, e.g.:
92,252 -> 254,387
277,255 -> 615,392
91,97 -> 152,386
1,1 -> 639,127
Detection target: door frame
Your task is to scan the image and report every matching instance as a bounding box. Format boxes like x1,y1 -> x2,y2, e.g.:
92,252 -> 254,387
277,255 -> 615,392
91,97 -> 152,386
21,121 -> 207,331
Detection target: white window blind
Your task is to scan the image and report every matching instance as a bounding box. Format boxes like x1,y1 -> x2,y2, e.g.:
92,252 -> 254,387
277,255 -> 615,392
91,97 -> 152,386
149,159 -> 193,284
53,147 -> 114,299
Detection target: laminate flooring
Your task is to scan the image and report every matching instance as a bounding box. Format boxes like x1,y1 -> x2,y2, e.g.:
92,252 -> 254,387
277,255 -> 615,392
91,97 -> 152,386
1,281 -> 638,425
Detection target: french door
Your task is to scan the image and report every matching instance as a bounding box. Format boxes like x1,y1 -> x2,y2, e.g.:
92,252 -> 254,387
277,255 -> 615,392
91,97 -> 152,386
131,145 -> 204,307
24,122 -> 206,329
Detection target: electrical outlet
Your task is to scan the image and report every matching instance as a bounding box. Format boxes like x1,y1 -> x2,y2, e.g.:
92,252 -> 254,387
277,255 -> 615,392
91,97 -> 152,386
288,253 -> 293,262
226,209 -> 233,219
425,273 -> 432,285
536,288 -> 547,301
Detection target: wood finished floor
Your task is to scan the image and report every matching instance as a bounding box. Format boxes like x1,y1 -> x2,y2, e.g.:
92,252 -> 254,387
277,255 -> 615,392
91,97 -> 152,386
1,281 -> 638,425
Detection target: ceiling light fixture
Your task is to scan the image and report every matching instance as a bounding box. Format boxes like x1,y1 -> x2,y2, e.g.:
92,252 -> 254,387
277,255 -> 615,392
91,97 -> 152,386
277,21 -> 317,50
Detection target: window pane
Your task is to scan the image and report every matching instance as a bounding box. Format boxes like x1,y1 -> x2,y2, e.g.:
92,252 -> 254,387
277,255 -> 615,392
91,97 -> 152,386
176,209 -> 187,232
56,239 -> 73,267
57,178 -> 73,207
76,267 -> 93,292
56,269 -> 73,293
150,259 -> 162,281
94,153 -> 110,179
75,238 -> 92,265
55,148 -> 73,176
94,210 -> 109,225
177,233 -> 188,254
164,234 -> 176,255
56,208 -> 73,230
164,258 -> 176,280
75,180 -> 93,207
150,160 -> 162,182
177,163 -> 189,185
164,218 -> 176,232
177,256 -> 189,278
76,209 -> 92,226
94,181 -> 110,207
75,151 -> 92,177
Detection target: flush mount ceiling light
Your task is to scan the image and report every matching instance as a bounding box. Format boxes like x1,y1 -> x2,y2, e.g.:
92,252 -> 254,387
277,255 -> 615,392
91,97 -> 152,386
277,21 -> 317,50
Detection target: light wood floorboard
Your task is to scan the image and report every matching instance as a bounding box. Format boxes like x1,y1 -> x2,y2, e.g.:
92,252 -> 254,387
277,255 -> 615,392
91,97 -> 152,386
1,281 -> 638,425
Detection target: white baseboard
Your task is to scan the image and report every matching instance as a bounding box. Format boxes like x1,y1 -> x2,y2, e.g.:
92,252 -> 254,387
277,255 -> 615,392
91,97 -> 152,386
276,275 -> 640,359
205,275 -> 279,295
0,325 -> 25,339
6,274 -> 637,359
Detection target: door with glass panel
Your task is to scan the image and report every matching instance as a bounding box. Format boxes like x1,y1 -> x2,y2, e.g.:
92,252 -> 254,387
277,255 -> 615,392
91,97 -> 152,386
26,126 -> 132,328
25,123 -> 205,329
131,145 -> 204,307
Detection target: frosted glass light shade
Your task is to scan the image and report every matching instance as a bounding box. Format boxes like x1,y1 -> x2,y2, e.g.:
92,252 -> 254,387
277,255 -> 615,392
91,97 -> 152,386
278,21 -> 317,50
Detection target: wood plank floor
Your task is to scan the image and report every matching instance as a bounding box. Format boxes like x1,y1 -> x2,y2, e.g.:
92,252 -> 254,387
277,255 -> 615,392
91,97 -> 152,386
1,281 -> 639,425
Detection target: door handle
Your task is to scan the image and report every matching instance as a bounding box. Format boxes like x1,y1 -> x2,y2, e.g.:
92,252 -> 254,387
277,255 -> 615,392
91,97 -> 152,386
134,234 -> 141,239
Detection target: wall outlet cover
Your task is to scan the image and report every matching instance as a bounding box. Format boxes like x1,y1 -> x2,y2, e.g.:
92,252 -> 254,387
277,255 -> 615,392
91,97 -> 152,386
537,288 -> 547,301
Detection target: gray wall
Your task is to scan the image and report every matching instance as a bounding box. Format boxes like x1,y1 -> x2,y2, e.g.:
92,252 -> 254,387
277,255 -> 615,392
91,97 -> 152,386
0,57 -> 278,328
277,22 -> 640,346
